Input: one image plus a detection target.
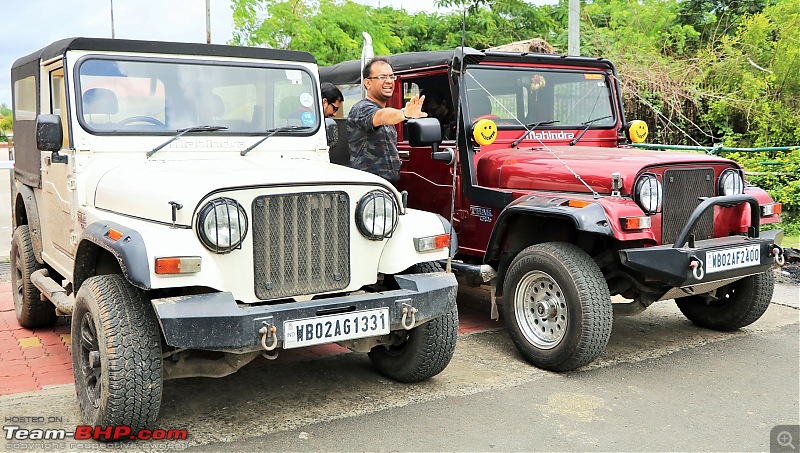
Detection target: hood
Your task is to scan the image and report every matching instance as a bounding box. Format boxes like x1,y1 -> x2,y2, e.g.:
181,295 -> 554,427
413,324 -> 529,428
93,157 -> 388,225
477,146 -> 737,194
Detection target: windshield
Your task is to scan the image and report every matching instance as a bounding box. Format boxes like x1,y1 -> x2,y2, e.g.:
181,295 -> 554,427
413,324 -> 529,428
464,67 -> 616,129
76,57 -> 320,134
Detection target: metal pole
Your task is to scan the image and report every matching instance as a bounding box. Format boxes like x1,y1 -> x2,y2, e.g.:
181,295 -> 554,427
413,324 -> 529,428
110,0 -> 116,39
568,0 -> 579,56
206,0 -> 211,44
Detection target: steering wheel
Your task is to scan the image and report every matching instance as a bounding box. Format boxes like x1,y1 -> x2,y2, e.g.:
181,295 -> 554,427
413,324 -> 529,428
117,116 -> 165,127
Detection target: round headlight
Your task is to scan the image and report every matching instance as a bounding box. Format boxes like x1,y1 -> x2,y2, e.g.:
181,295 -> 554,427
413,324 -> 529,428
634,174 -> 662,214
356,190 -> 398,240
196,198 -> 248,253
719,169 -> 744,196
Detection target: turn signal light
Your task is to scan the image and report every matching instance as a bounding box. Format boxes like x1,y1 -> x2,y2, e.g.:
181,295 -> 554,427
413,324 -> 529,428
414,234 -> 450,252
567,199 -> 592,208
155,257 -> 202,274
620,216 -> 652,230
761,203 -> 782,216
106,229 -> 124,241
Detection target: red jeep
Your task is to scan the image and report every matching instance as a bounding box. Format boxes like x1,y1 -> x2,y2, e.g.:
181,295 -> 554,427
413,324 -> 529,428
320,47 -> 785,371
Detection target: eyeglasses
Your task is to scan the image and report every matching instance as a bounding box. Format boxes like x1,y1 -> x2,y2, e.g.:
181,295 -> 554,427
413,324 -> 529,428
331,104 -> 340,113
366,74 -> 397,81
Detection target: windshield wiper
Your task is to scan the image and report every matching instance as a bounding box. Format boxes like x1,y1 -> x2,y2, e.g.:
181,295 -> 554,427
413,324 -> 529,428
147,125 -> 228,158
240,125 -> 310,156
568,115 -> 612,146
510,120 -> 561,148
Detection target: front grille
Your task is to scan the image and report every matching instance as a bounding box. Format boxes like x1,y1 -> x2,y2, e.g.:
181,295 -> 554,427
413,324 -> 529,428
252,192 -> 350,300
661,168 -> 715,244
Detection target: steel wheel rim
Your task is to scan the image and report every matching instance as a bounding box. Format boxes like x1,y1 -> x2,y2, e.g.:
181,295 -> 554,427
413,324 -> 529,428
79,312 -> 103,408
513,270 -> 568,349
12,241 -> 23,316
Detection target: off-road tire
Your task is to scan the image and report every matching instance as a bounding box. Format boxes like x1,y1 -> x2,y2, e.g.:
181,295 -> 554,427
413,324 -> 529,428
368,262 -> 458,382
676,271 -> 774,331
503,242 -> 612,371
71,274 -> 163,433
11,225 -> 57,328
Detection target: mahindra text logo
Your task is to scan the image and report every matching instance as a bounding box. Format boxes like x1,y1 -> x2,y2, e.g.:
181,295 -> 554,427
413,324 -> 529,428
530,131 -> 575,140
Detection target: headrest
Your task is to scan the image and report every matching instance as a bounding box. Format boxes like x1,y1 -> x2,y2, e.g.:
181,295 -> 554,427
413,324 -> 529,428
82,88 -> 119,115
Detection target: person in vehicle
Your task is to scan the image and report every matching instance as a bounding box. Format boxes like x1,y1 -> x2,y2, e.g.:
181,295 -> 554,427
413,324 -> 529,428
421,89 -> 456,140
321,82 -> 343,118
467,89 -> 498,121
347,57 -> 426,183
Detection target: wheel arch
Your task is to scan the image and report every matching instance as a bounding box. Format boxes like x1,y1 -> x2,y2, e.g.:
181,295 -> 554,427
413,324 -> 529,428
485,201 -> 614,297
74,221 -> 151,293
13,184 -> 44,264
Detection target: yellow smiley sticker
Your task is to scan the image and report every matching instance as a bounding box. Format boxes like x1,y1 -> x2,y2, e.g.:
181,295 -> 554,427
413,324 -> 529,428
626,120 -> 648,143
472,119 -> 497,145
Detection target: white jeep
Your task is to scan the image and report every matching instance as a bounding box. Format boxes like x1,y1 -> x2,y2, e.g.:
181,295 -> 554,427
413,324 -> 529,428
9,37 -> 458,431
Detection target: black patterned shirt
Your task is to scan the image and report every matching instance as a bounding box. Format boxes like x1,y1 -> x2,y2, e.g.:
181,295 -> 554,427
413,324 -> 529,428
347,98 -> 400,183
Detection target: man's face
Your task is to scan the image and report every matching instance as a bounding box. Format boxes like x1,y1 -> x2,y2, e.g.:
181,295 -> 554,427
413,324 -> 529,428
423,98 -> 448,120
323,98 -> 342,118
364,62 -> 395,103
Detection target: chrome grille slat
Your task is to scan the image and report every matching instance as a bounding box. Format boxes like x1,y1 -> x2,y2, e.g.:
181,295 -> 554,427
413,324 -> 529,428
662,168 -> 715,244
253,192 -> 350,300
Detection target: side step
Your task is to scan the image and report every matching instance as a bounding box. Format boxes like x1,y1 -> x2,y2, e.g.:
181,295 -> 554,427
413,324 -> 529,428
31,268 -> 75,316
439,260 -> 497,284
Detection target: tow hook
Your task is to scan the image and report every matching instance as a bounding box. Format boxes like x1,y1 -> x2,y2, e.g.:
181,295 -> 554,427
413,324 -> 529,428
689,256 -> 705,280
401,304 -> 418,330
259,322 -> 279,360
771,244 -> 785,265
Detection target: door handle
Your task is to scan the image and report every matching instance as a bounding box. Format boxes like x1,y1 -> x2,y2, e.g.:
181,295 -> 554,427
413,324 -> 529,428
398,150 -> 410,158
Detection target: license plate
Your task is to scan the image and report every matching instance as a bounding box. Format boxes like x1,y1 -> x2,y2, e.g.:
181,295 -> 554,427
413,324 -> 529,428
282,308 -> 390,349
706,245 -> 761,274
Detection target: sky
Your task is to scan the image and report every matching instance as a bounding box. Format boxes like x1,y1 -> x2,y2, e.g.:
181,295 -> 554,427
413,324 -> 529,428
0,0 -> 549,109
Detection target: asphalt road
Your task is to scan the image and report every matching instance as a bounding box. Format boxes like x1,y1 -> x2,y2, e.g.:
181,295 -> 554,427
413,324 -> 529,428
1,283 -> 797,452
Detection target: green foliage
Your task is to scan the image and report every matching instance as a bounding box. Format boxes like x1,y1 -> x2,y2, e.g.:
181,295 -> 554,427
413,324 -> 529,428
697,1 -> 800,148
230,0 -> 556,63
0,114 -> 11,142
228,0 -> 800,209
721,149 -> 800,211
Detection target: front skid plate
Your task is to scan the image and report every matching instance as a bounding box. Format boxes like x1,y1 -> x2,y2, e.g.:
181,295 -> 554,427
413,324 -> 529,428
151,272 -> 457,351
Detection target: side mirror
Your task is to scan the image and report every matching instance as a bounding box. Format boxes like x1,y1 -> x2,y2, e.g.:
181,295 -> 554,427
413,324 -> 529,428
325,118 -> 338,147
406,117 -> 442,147
36,114 -> 63,152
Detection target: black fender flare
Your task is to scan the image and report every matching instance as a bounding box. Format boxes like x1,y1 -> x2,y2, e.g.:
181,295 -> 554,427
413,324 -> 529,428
435,214 -> 458,258
484,196 -> 614,263
74,221 -> 151,292
14,184 -> 44,264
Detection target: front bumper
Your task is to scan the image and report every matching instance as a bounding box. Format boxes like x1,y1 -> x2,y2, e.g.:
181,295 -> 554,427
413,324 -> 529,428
619,195 -> 783,287
151,272 -> 457,352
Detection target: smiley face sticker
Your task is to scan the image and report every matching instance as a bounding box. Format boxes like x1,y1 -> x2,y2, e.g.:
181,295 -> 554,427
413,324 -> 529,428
626,120 -> 648,143
473,119 -> 498,146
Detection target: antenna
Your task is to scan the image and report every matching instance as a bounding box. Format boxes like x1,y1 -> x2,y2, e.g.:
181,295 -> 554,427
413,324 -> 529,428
446,6 -> 469,276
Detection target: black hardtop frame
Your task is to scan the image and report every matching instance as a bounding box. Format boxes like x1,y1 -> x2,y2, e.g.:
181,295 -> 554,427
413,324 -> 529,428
12,37 -> 316,71
318,48 -> 618,85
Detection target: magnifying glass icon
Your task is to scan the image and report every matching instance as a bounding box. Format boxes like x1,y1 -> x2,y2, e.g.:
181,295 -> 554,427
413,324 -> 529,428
777,431 -> 796,449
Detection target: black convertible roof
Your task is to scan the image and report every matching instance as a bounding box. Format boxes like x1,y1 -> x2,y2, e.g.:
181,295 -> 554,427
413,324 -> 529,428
319,48 -> 617,85
12,37 -> 316,70
319,50 -> 454,85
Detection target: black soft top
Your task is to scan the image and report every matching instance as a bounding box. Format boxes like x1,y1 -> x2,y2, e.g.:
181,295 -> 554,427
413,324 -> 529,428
12,37 -> 316,70
320,50 -> 454,85
319,48 -> 617,85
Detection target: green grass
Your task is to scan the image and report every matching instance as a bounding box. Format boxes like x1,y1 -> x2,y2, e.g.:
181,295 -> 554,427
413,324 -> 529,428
783,234 -> 799,249
777,210 -> 800,249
